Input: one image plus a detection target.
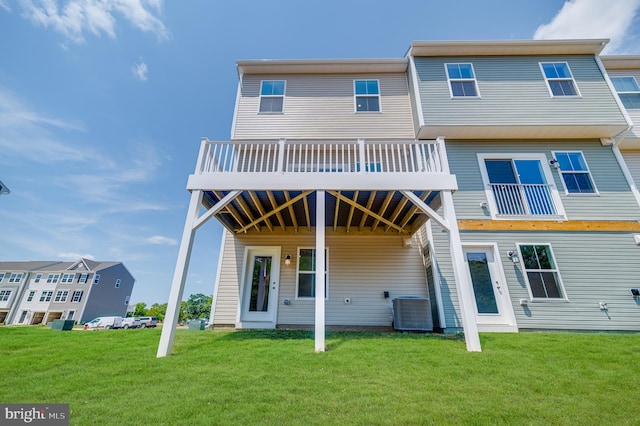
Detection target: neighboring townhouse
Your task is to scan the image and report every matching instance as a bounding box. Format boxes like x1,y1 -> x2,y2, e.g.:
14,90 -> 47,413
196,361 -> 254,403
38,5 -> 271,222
601,55 -> 640,207
0,258 -> 135,325
158,39 -> 640,357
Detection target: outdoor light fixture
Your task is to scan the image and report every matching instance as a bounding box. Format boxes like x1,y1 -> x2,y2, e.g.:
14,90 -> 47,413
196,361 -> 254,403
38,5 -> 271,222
549,159 -> 560,169
284,255 -> 291,266
507,250 -> 520,263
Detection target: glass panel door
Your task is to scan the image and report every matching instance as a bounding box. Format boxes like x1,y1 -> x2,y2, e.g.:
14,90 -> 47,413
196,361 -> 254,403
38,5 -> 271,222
465,251 -> 499,314
249,256 -> 272,312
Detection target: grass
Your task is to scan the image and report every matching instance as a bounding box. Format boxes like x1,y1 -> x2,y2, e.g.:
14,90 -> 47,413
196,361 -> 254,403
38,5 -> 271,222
1,327 -> 639,425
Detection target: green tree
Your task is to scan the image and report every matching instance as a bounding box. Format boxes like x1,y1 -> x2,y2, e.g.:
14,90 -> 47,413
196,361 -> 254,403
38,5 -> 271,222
184,293 -> 213,320
134,302 -> 147,317
147,303 -> 167,322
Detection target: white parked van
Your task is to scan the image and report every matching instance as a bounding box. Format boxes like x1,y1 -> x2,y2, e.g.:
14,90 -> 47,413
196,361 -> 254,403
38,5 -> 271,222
85,316 -> 124,329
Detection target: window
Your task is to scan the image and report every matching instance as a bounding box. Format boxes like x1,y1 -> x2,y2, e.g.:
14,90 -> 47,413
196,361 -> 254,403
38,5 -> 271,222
115,279 -> 121,288
34,274 -> 42,283
296,248 -> 328,298
26,291 -> 36,302
611,76 -> 640,109
259,80 -> 285,113
124,296 -> 130,305
478,153 -> 564,218
0,273 -> 4,283
93,274 -> 100,285
78,273 -> 88,284
71,290 -> 84,303
8,273 -> 24,283
61,273 -> 75,284
445,63 -> 479,97
518,244 -> 566,300
354,80 -> 380,112
39,291 -> 53,302
0,290 -> 11,302
46,274 -> 60,284
552,151 -> 596,194
540,62 -> 579,96
54,290 -> 69,303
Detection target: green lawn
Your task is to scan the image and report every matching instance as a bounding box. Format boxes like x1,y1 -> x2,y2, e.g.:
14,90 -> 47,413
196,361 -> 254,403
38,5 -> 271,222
1,327 -> 639,425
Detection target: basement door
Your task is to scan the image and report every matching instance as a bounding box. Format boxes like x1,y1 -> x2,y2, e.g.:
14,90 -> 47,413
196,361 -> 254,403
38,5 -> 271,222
240,247 -> 281,328
463,245 -> 517,332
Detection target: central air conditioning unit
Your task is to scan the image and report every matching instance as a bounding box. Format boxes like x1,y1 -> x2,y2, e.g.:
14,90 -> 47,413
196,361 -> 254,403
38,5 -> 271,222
392,296 -> 433,331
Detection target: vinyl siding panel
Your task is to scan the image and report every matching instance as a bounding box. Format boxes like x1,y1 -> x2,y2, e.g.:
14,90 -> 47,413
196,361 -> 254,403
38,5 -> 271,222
464,231 -> 640,330
414,55 -> 626,127
213,233 -> 428,327
621,150 -> 640,188
233,73 -> 415,140
444,139 -> 640,220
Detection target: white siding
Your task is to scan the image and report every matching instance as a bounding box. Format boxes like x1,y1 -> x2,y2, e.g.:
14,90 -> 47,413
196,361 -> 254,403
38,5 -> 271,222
233,73 -> 415,140
213,233 -> 428,327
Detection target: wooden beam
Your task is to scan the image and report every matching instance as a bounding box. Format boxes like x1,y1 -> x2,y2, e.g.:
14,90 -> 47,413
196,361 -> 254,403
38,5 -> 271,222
346,190 -> 359,233
235,194 -> 262,233
398,191 -> 429,229
303,193 -> 311,232
458,219 -> 640,232
266,191 -> 287,232
371,191 -> 395,232
236,191 -> 313,234
212,191 -> 245,231
359,191 -> 377,232
384,195 -> 409,233
193,190 -> 241,231
248,191 -> 273,232
333,190 -> 341,232
283,191 -> 299,233
327,190 -> 409,234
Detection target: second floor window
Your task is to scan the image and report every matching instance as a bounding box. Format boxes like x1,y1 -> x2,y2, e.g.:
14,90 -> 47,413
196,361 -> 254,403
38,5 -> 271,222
354,80 -> 380,112
445,63 -> 479,97
611,76 -> 640,109
552,151 -> 596,194
540,62 -> 579,96
259,80 -> 285,113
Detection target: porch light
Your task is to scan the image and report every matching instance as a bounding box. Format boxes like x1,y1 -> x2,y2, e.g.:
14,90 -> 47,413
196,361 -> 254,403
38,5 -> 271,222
507,250 -> 519,263
284,255 -> 292,266
549,159 -> 560,169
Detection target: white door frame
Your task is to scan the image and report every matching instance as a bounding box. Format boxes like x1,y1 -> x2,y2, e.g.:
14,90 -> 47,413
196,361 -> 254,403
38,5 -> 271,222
462,242 -> 518,332
237,246 -> 281,329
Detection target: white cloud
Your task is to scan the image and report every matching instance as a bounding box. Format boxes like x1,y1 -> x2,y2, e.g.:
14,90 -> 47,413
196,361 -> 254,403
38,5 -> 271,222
132,60 -> 148,81
0,0 -> 11,11
145,235 -> 178,245
58,252 -> 96,260
534,0 -> 640,54
16,0 -> 169,44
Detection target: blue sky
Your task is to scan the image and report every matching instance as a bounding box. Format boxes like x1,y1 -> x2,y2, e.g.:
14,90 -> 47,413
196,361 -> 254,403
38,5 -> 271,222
1,0 -> 640,305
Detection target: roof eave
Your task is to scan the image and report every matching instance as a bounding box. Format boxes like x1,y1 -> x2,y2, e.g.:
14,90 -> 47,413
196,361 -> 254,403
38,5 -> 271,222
407,39 -> 609,57
236,58 -> 408,75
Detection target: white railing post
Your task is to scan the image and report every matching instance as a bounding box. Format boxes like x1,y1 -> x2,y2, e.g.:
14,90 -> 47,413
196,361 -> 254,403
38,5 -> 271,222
358,138 -> 366,173
436,136 -> 448,174
195,138 -> 209,174
277,139 -> 286,173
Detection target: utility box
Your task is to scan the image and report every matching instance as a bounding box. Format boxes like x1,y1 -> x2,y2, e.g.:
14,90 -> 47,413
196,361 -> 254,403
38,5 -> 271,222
392,296 -> 433,331
50,319 -> 75,331
188,319 -> 206,330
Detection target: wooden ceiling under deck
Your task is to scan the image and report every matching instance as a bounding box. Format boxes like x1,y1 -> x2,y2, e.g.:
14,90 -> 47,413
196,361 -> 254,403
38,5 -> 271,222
202,189 -> 441,236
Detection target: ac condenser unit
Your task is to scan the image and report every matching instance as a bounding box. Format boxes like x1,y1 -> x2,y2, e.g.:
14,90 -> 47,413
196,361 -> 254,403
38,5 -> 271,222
392,296 -> 433,331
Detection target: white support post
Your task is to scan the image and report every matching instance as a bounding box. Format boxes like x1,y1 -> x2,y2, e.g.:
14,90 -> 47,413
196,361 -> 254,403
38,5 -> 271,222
315,190 -> 326,353
357,138 -> 366,174
277,138 -> 286,173
157,190 -> 203,358
441,190 -> 481,352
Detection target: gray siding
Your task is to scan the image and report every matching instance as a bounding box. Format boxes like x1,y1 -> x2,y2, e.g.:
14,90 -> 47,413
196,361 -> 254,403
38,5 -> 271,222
233,73 -> 415,140
213,233 -> 428,327
445,139 -> 640,220
81,265 -> 134,321
430,227 -> 640,331
414,55 -> 627,127
622,150 -> 640,188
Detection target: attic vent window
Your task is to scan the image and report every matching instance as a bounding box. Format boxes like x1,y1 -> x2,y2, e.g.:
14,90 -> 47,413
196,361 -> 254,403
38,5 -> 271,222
354,79 -> 380,112
259,80 -> 285,113
540,62 -> 579,97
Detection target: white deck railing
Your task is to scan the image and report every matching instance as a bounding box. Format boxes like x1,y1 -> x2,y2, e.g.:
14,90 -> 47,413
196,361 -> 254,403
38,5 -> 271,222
196,138 -> 446,175
490,183 -> 558,216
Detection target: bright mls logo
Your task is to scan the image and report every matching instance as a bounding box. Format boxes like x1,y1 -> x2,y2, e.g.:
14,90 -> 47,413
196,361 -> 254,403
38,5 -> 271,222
2,404 -> 68,425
